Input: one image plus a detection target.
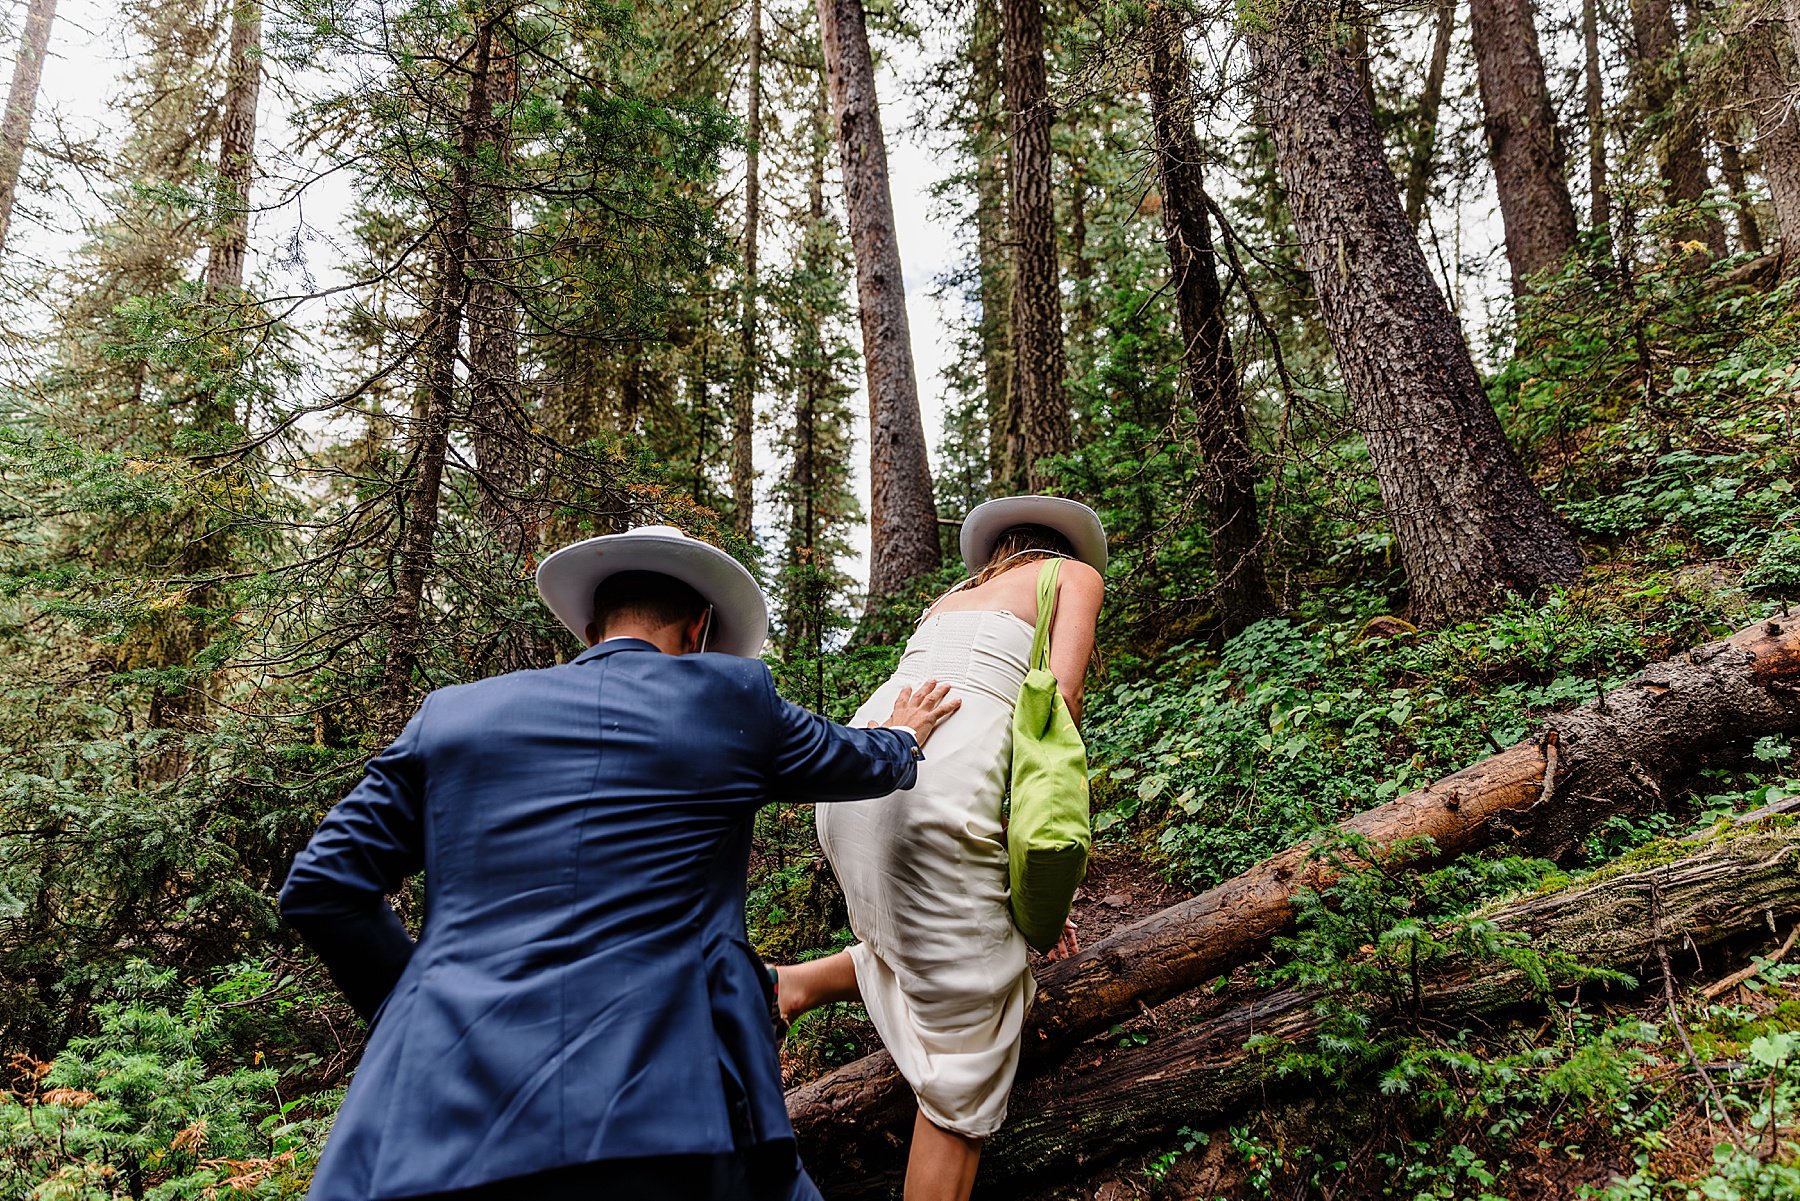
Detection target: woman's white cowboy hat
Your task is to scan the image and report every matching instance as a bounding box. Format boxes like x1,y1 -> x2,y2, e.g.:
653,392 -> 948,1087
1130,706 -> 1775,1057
535,525 -> 770,658
960,495 -> 1108,574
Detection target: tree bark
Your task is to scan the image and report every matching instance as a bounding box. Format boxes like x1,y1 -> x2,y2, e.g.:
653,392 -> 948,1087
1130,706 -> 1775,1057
1744,24 -> 1800,264
1002,0 -> 1069,491
976,825 -> 1800,1197
1243,13 -> 1582,626
781,80 -> 835,676
787,617 -> 1800,1190
203,0 -> 259,296
732,0 -> 762,542
0,0 -> 56,257
1403,0 -> 1457,230
1628,0 -> 1726,255
973,0 -> 1015,493
815,0 -> 940,602
1717,134 -> 1764,254
1466,0 -> 1580,288
1145,9 -> 1274,638
1584,0 -> 1611,237
378,21 -> 494,725
464,31 -> 544,675
468,33 -> 525,556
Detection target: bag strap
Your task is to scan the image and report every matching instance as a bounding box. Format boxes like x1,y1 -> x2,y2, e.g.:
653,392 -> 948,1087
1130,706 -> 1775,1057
1030,558 -> 1062,673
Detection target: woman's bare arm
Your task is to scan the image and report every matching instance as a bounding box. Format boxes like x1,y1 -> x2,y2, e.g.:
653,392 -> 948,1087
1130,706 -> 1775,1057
1046,560 -> 1104,724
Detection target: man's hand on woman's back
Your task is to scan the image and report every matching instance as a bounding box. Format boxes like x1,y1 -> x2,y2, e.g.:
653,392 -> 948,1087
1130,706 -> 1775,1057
879,680 -> 961,748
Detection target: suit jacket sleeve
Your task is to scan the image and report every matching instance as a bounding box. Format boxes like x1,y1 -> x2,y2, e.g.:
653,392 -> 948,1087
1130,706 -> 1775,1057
279,700 -> 430,1023
764,669 -> 920,802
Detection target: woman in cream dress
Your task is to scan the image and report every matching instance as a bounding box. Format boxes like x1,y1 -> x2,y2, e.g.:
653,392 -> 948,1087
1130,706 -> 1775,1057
777,497 -> 1106,1201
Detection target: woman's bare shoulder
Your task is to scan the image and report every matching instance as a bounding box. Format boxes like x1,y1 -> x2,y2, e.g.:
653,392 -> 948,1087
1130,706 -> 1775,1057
1059,559 -> 1104,596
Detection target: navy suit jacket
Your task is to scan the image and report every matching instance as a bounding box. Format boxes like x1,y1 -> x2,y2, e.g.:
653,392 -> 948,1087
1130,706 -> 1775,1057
280,640 -> 920,1200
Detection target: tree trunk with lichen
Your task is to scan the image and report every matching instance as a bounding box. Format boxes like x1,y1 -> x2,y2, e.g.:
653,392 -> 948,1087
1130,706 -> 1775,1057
1627,0 -> 1726,256
1466,0 -> 1580,288
1240,4 -> 1583,625
1743,25 -> 1800,265
377,21 -> 496,727
144,0 -> 262,773
0,0 -> 56,256
1003,0 -> 1069,490
731,0 -> 762,541
788,617 -> 1800,1194
816,0 -> 940,603
1403,0 -> 1457,229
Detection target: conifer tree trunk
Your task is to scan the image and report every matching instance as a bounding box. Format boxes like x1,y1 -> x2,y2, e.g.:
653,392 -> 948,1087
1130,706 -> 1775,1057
1628,0 -> 1726,254
468,34 -> 524,557
1146,9 -> 1274,638
0,0 -> 56,257
1002,0 -> 1069,491
784,82 -> 834,669
1247,9 -> 1583,625
204,0 -> 259,298
815,0 -> 940,601
1717,135 -> 1763,253
1466,0 -> 1580,288
973,0 -> 1016,493
1584,0 -> 1611,237
1745,27 -> 1800,263
464,31 -> 545,674
380,21 -> 494,722
1402,0 -> 1457,229
732,0 -> 762,541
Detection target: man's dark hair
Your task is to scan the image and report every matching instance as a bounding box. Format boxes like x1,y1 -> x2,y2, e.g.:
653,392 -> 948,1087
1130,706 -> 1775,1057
592,571 -> 708,634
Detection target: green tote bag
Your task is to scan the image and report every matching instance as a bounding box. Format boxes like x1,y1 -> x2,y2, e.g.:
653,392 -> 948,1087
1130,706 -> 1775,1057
1008,558 -> 1092,953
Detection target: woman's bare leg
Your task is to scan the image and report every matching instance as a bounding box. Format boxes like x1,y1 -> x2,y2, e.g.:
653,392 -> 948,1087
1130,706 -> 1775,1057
904,1110 -> 982,1201
774,951 -> 860,1024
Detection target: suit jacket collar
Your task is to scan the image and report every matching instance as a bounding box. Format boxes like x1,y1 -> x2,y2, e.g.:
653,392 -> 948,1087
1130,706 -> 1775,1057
572,638 -> 661,665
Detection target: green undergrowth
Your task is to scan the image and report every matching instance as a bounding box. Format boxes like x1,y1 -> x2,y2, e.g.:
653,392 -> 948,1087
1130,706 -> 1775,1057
1083,577 -> 1789,893
1136,825 -> 1800,1201
0,964 -> 334,1200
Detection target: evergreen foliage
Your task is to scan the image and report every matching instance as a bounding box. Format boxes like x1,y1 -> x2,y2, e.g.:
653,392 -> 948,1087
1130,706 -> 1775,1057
0,0 -> 1797,1193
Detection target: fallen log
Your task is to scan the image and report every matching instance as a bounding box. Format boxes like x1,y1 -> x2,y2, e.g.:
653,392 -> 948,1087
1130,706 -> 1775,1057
887,825 -> 1800,1197
790,616 -> 1800,1191
981,825 -> 1800,1196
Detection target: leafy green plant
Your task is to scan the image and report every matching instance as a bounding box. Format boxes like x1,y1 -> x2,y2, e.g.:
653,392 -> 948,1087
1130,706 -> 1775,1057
1141,1125 -> 1207,1188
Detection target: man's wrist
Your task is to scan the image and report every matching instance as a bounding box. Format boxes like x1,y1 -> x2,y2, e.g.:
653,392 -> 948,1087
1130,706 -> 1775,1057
889,725 -> 925,762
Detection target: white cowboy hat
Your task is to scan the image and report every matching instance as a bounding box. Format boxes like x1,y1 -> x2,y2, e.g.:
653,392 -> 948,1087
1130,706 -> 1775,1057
535,525 -> 770,658
960,495 -> 1108,574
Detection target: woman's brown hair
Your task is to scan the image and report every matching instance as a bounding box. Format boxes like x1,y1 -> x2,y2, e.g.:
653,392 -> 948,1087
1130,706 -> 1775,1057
968,524 -> 1077,588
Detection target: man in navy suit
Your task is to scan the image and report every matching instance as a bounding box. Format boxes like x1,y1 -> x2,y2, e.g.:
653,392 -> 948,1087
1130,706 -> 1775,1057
281,526 -> 960,1201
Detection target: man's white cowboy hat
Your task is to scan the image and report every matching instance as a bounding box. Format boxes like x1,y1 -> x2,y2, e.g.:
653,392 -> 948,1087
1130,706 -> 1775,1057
960,495 -> 1108,574
535,525 -> 770,658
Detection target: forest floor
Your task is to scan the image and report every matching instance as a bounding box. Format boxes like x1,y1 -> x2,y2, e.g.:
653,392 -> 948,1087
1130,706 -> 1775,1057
1023,966 -> 1800,1201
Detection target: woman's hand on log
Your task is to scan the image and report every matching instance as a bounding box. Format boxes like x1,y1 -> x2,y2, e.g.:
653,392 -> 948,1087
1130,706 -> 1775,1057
1046,917 -> 1080,961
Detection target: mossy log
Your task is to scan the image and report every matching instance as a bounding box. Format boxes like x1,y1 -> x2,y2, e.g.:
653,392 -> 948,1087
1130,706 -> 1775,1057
789,617 -> 1800,1194
828,826 -> 1800,1198
980,825 -> 1800,1196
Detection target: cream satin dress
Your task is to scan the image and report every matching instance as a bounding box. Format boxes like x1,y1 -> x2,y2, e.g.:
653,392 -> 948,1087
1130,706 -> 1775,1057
815,608 -> 1034,1138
